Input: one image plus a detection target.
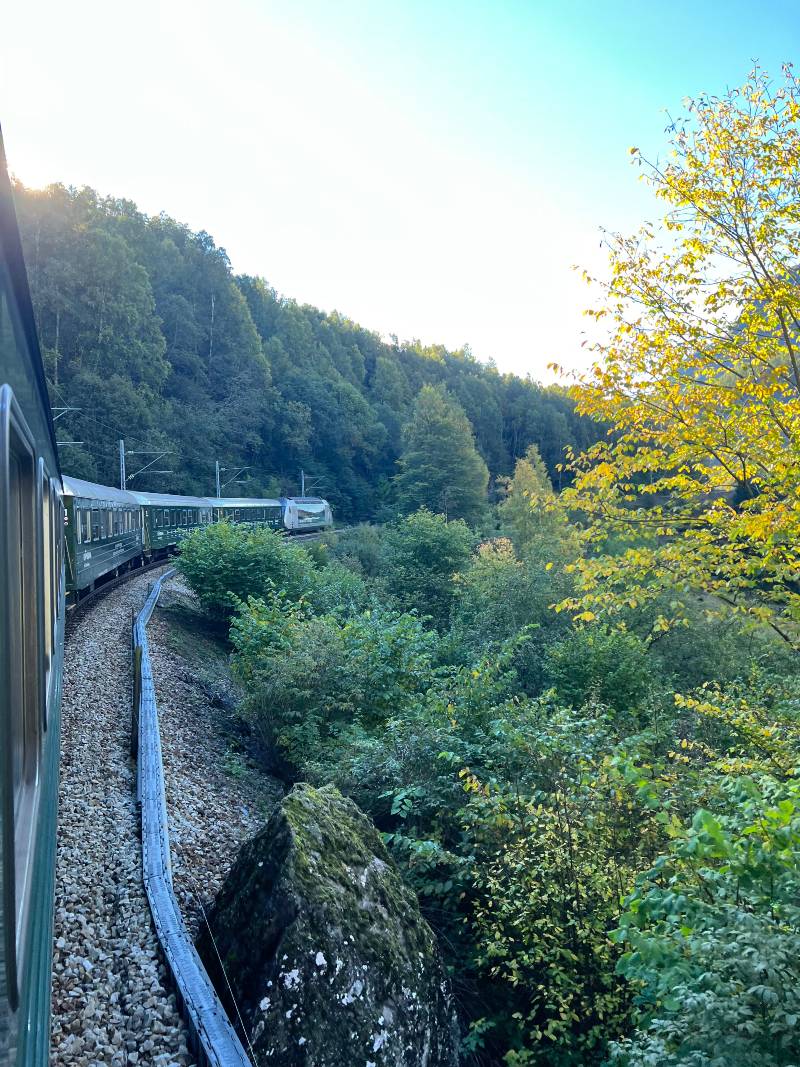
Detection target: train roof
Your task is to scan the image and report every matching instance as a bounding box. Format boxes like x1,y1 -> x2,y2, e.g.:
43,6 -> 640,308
129,489 -> 213,508
213,497 -> 282,507
62,479 -> 310,511
0,128 -> 61,477
62,476 -> 141,506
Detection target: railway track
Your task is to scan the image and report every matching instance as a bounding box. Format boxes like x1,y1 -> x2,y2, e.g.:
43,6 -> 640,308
52,568 -> 194,1066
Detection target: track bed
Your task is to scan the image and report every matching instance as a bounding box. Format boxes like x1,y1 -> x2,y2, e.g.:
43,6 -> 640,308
52,569 -> 194,1066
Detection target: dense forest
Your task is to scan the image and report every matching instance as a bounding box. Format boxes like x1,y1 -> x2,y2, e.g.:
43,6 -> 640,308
13,180 -> 595,518
175,68 -> 800,1066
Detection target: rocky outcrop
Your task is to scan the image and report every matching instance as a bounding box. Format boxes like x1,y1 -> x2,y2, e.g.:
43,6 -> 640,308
196,783 -> 459,1066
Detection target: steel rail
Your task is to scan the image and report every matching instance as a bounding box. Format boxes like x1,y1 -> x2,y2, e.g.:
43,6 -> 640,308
132,569 -> 251,1067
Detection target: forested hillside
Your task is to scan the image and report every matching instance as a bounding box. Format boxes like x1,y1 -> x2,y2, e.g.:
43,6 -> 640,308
13,182 -> 595,517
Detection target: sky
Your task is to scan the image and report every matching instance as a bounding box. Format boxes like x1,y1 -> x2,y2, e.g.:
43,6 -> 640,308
2,0 -> 799,380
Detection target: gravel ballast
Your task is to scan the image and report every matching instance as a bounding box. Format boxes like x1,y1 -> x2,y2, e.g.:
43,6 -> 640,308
146,575 -> 280,940
52,570 -> 194,1066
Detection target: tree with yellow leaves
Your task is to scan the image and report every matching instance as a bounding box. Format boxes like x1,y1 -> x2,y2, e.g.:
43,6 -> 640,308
560,65 -> 800,646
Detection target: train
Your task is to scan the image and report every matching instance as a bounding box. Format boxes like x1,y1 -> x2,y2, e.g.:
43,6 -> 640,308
0,129 -> 330,1063
63,479 -> 332,603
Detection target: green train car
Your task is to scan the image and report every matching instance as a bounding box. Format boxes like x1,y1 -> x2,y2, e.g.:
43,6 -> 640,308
211,497 -> 283,528
129,490 -> 213,555
0,128 -> 65,1065
62,477 -> 145,599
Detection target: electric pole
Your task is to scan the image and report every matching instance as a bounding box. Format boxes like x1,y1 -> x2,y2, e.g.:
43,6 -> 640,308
216,462 -> 252,496
119,440 -> 126,490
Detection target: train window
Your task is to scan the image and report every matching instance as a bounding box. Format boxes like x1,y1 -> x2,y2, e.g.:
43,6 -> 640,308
40,468 -> 53,676
183,510 -> 188,526
49,481 -> 59,662
91,509 -> 101,541
75,507 -> 82,544
83,509 -> 91,543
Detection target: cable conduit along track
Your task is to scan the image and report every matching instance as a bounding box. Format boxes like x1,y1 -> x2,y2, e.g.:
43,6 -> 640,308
133,568 -> 252,1067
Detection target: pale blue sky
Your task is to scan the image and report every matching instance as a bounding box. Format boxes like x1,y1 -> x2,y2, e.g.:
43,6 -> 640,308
3,1 -> 798,378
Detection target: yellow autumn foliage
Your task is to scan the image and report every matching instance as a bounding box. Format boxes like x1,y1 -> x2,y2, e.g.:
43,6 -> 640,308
560,66 -> 800,647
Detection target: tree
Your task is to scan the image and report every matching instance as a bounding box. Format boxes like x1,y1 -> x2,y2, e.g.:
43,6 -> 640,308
560,67 -> 800,645
394,384 -> 489,523
381,509 -> 474,628
498,444 -> 573,557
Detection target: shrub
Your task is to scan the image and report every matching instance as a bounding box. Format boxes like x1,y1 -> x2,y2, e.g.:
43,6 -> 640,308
308,560 -> 371,618
380,508 -> 474,629
544,627 -> 655,718
176,522 -> 315,618
321,523 -> 386,578
230,597 -> 440,773
610,775 -> 800,1066
449,537 -> 573,692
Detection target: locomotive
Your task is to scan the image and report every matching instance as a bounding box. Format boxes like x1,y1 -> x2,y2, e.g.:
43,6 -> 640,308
0,128 -> 331,1062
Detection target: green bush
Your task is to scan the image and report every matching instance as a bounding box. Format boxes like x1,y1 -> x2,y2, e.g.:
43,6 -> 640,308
544,626 -> 656,718
321,523 -> 386,578
449,537 -> 573,692
308,560 -> 371,618
380,508 -> 474,629
230,597 -> 440,772
176,522 -> 315,618
611,774 -> 800,1066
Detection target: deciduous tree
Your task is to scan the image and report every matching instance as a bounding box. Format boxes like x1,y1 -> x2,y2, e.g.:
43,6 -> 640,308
561,66 -> 800,645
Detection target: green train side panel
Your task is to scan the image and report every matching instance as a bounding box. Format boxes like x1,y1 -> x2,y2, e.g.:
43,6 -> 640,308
64,500 -> 143,593
16,602 -> 63,1065
144,511 -> 207,554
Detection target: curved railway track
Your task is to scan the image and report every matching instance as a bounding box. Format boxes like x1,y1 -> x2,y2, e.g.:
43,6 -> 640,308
52,568 -> 194,1066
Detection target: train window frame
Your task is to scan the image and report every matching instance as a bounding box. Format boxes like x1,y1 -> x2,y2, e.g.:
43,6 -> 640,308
49,478 -> 60,664
37,460 -> 52,692
0,385 -> 42,1010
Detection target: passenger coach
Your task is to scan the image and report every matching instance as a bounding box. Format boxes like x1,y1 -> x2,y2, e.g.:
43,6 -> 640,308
0,128 -> 65,1066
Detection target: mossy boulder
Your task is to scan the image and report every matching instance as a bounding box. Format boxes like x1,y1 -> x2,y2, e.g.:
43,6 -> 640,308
197,783 -> 459,1066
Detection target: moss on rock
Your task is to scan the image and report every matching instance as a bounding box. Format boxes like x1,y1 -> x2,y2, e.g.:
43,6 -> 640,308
197,783 -> 459,1066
